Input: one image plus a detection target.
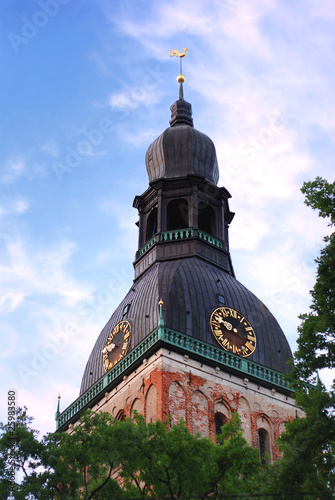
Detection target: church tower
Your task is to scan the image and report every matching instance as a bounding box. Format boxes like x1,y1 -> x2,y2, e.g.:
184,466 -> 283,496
56,60 -> 300,463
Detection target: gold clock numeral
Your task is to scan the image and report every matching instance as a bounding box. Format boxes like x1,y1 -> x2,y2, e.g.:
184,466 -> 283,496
229,309 -> 237,319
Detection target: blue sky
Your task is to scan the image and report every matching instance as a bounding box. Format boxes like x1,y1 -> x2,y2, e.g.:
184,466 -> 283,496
1,0 -> 334,437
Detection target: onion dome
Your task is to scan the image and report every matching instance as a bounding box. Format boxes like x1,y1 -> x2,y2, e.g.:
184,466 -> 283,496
80,258 -> 293,395
145,99 -> 219,185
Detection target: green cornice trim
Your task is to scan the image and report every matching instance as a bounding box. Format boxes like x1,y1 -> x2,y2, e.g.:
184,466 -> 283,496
56,327 -> 292,431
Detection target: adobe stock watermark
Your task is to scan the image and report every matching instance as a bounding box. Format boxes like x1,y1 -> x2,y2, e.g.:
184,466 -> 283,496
221,107 -> 295,185
52,64 -> 167,182
7,0 -> 71,54
18,268 -> 132,384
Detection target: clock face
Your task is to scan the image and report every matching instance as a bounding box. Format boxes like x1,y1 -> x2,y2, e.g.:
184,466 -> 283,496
102,320 -> 131,372
210,307 -> 256,357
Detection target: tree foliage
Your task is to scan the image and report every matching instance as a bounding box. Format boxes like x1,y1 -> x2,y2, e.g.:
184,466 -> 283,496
0,407 -> 265,500
294,177 -> 335,382
270,177 -> 335,498
270,380 -> 335,498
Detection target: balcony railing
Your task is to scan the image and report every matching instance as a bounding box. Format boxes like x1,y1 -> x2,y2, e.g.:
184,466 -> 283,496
159,228 -> 193,241
198,230 -> 223,249
139,236 -> 156,256
137,228 -> 226,259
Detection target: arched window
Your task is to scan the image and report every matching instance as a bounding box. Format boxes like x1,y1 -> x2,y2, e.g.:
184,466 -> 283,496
145,385 -> 157,423
146,207 -> 157,241
167,199 -> 188,230
116,410 -> 126,421
215,412 -> 227,436
130,398 -> 143,418
258,428 -> 271,464
198,202 -> 216,236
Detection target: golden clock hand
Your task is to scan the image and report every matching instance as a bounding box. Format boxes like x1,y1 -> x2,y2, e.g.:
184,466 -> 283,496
106,343 -> 116,352
219,318 -> 238,333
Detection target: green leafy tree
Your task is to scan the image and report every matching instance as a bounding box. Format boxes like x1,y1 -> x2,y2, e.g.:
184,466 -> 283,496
293,177 -> 335,383
118,411 -> 264,499
270,177 -> 335,498
0,407 -> 45,500
0,407 -> 265,499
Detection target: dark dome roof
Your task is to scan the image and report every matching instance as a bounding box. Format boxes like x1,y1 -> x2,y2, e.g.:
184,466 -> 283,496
145,99 -> 219,185
146,125 -> 219,184
80,257 -> 292,395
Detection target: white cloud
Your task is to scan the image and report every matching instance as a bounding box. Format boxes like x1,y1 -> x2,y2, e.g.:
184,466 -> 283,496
109,91 -> 136,110
120,128 -> 158,147
0,292 -> 27,313
230,209 -> 269,250
1,159 -> 25,184
0,198 -> 30,221
15,199 -> 29,214
40,140 -> 59,158
309,0 -> 335,19
0,237 -> 91,312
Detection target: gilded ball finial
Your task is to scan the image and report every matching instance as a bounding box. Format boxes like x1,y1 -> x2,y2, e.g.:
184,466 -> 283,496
158,298 -> 163,307
177,74 -> 186,84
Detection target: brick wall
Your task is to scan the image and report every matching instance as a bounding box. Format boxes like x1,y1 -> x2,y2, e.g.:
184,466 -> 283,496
89,349 -> 301,463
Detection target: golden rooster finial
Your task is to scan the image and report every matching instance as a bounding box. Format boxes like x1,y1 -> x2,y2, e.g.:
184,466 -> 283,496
169,47 -> 188,58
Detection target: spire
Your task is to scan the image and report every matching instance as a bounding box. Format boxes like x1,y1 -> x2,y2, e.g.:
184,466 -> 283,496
169,47 -> 188,100
55,393 -> 61,420
158,298 -> 164,333
169,48 -> 193,127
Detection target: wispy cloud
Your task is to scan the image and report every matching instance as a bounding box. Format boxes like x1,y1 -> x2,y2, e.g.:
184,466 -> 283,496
0,237 -> 90,313
0,198 -> 30,220
1,159 -> 25,184
40,140 -> 59,158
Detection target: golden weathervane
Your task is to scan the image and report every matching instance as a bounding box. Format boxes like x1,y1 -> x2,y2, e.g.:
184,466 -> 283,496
169,48 -> 188,58
169,47 -> 188,98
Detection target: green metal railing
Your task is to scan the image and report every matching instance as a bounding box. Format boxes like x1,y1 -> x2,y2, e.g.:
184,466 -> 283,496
139,236 -> 156,256
137,228 -> 226,259
160,329 -> 290,389
56,326 -> 292,431
198,230 -> 223,249
160,228 -> 193,241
